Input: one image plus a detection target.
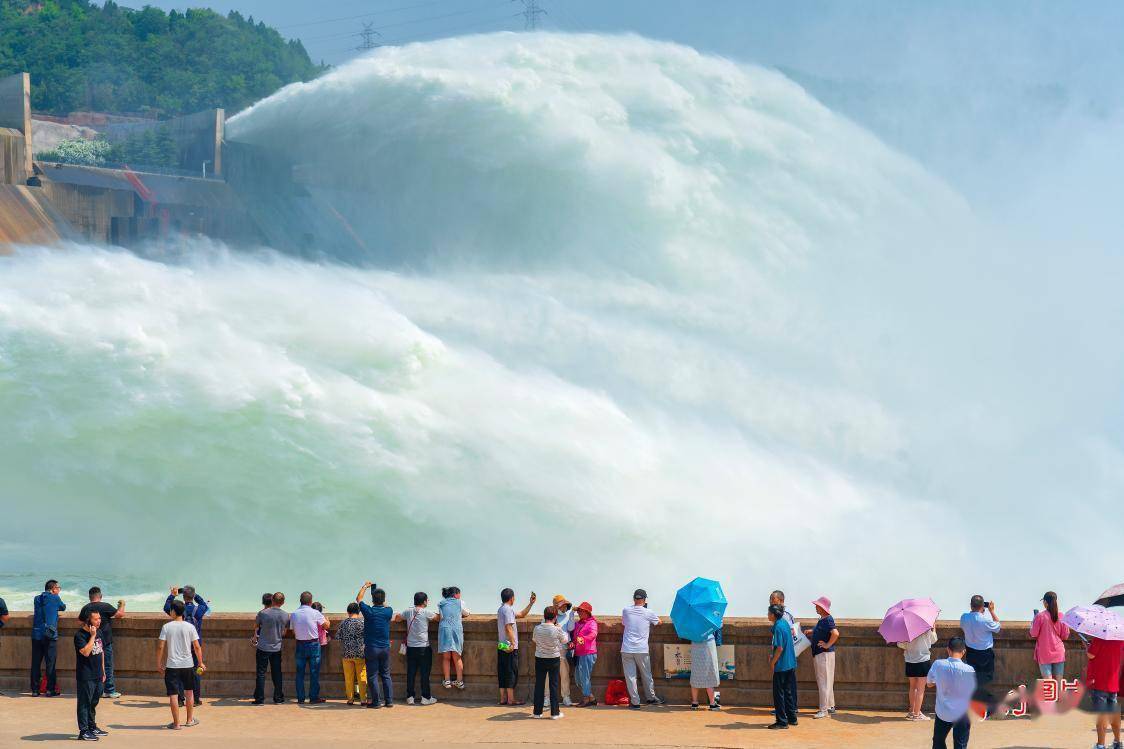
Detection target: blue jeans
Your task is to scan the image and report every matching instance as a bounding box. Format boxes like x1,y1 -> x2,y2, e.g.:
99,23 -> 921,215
295,641 -> 322,701
1091,689 -> 1119,714
102,643 -> 116,695
364,645 -> 393,705
575,654 -> 597,698
1038,661 -> 1064,679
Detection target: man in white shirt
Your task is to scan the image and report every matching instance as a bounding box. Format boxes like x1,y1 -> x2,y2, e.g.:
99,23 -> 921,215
158,600 -> 206,730
620,588 -> 664,709
531,606 -> 570,719
290,591 -> 329,704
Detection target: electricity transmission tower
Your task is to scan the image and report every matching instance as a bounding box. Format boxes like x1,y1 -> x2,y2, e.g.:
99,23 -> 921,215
357,22 -> 381,51
521,0 -> 546,30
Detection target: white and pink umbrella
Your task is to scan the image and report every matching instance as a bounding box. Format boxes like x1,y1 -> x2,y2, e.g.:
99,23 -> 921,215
1095,583 -> 1124,609
879,597 -> 941,644
1062,604 -> 1124,641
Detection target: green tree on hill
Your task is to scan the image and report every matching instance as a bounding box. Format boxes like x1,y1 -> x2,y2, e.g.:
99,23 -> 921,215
0,0 -> 325,115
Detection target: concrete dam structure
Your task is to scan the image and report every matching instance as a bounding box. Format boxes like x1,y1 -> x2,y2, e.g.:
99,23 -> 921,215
0,72 -> 354,255
0,610 -> 1083,711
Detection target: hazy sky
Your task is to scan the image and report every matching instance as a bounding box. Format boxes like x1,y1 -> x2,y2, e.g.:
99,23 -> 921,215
112,0 -> 1124,81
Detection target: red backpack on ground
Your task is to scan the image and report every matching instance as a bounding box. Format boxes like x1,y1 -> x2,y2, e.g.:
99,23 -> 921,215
604,679 -> 630,706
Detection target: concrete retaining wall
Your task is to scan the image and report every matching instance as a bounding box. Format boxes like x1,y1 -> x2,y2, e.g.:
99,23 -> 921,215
0,612 -> 1085,710
0,73 -> 31,178
103,108 -> 224,176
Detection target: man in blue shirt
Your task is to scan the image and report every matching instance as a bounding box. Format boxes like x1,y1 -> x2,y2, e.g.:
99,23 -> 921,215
959,595 -> 1000,707
30,579 -> 66,696
164,585 -> 209,706
357,581 -> 400,708
927,637 -> 977,749
768,603 -> 799,729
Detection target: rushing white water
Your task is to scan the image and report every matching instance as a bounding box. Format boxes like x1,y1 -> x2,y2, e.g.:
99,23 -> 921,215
2,33 -> 1119,615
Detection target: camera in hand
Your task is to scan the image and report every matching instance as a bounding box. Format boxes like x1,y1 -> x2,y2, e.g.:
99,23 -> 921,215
177,587 -> 184,595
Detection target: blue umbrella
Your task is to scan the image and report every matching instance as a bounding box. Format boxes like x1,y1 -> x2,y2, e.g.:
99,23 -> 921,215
671,577 -> 727,642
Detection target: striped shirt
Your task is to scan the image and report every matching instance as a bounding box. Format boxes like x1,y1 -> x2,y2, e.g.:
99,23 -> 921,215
532,621 -> 570,658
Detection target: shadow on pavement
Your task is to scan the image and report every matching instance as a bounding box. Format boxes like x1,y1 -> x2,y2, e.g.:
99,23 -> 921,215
705,721 -> 764,730
487,711 -> 536,721
19,734 -> 74,742
830,712 -> 899,725
115,699 -> 166,709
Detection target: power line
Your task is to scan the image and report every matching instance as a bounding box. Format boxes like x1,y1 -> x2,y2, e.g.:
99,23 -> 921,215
357,22 -> 382,51
520,0 -> 546,30
302,1 -> 512,42
278,0 -> 449,29
326,11 -> 520,54
379,11 -> 521,44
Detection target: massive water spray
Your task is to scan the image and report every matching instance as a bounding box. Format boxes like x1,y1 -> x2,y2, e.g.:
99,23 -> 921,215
1,33 -> 1118,614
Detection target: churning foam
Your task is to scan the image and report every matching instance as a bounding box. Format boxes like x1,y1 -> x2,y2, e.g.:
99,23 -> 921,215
2,34 -> 1111,613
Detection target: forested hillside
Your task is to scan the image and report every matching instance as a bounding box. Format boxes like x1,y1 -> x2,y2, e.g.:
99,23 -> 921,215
0,0 -> 324,115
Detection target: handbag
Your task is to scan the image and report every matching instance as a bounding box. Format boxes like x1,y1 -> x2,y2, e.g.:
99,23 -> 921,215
400,607 -> 422,655
788,613 -> 811,657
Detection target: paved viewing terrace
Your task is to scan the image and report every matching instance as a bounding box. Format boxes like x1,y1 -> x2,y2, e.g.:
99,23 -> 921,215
0,693 -> 1093,748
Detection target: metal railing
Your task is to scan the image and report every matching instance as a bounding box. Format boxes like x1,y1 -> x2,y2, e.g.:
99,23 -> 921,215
35,158 -> 223,181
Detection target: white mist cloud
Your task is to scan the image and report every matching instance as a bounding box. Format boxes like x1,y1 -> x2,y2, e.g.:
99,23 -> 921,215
3,31 -> 1120,615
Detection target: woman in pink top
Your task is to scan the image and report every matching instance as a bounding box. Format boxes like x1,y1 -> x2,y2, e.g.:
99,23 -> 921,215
1029,591 -> 1069,678
572,602 -> 599,706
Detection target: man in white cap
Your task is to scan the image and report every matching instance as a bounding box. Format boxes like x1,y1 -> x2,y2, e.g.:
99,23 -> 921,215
804,596 -> 839,719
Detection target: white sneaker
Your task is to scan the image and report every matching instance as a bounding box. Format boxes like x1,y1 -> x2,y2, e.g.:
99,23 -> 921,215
915,713 -> 931,721
905,713 -> 919,721
406,697 -> 415,705
531,713 -> 544,719
421,697 -> 437,705
562,697 -> 572,707
813,711 -> 829,719
551,712 -> 564,720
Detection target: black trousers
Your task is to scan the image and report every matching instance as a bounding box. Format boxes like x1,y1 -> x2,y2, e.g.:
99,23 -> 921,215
254,649 -> 284,702
30,637 -> 58,693
76,679 -> 101,733
177,649 -> 202,702
405,646 -> 433,699
497,647 -> 521,690
932,715 -> 970,749
964,646 -> 995,705
772,668 -> 798,726
534,656 -> 561,717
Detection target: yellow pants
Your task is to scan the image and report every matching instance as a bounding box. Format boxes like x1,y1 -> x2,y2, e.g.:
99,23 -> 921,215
342,658 -> 368,703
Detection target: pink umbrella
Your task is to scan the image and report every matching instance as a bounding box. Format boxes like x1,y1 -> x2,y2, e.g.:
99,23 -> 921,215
1062,605 -> 1124,641
879,597 -> 941,644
